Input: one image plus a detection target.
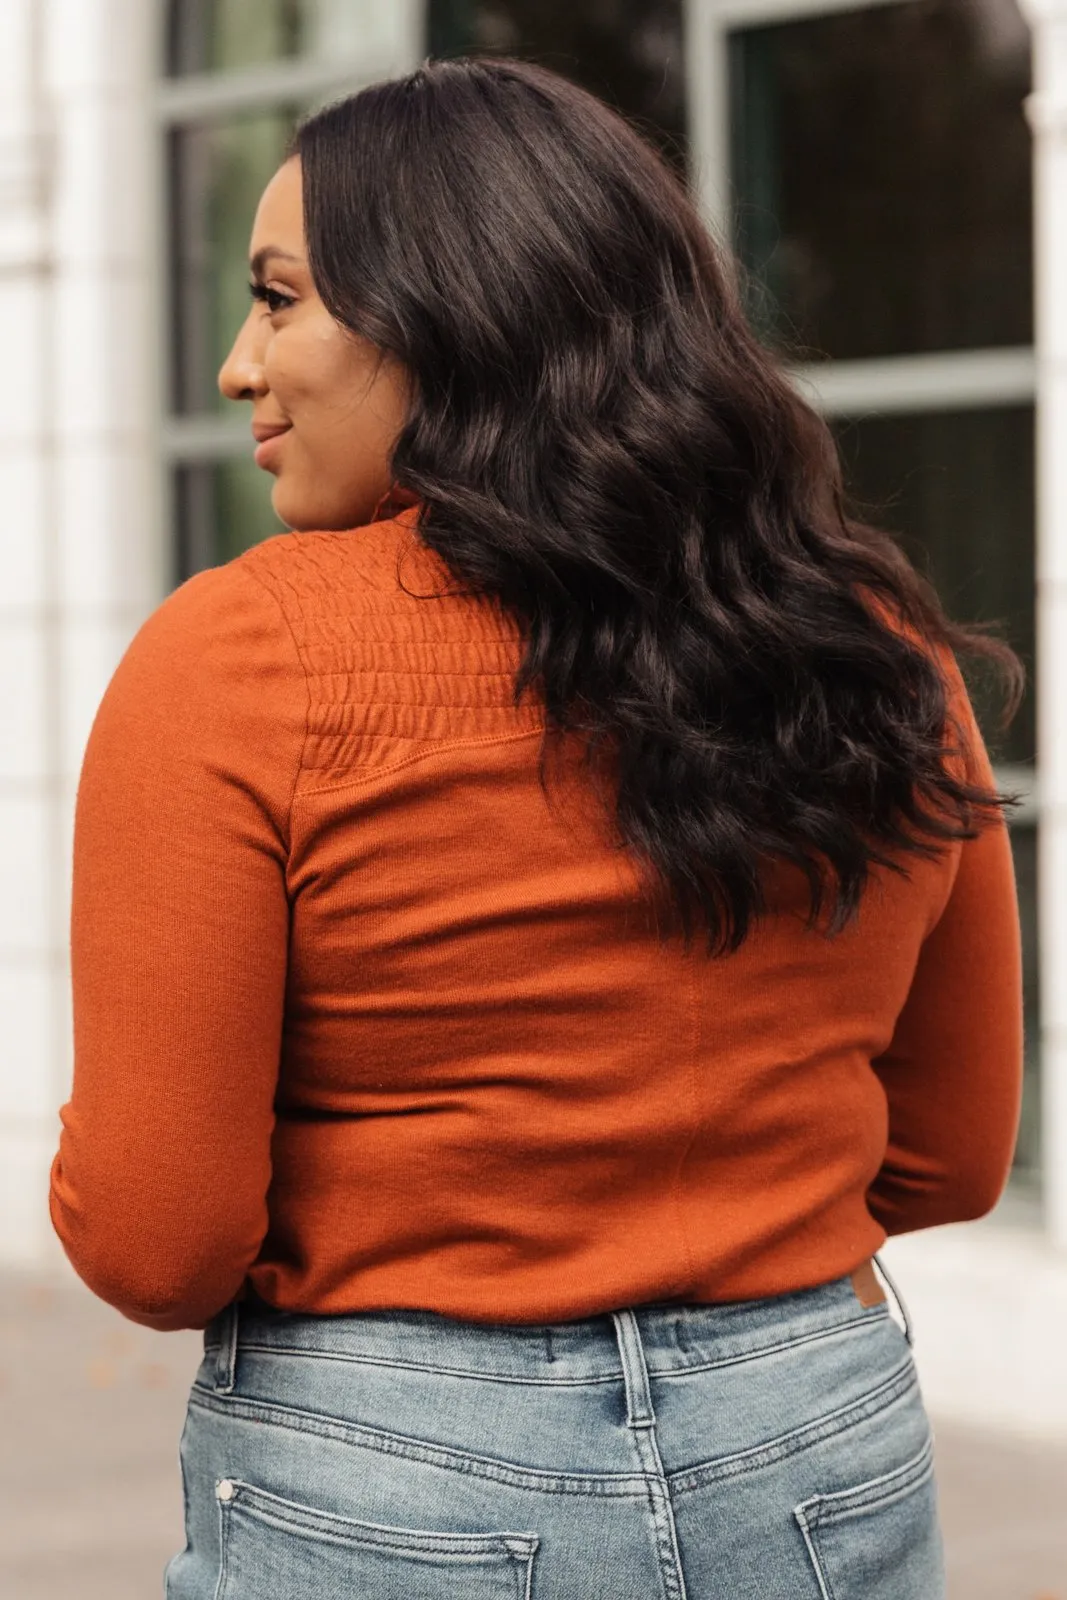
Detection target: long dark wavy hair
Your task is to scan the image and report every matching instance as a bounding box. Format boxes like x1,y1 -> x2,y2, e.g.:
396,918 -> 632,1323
294,56 -> 1023,956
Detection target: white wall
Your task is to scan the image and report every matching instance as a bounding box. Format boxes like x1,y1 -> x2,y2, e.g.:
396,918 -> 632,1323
884,1219 -> 1067,1443
1021,0 -> 1067,1254
0,0 -> 58,1264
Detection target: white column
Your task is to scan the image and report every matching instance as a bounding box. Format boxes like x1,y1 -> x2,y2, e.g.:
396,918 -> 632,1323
1021,0 -> 1067,1251
0,1 -> 62,1263
0,0 -> 162,1269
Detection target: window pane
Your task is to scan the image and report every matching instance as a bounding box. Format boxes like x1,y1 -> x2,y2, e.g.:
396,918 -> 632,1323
172,458 -> 286,581
729,0 -> 1032,359
427,0 -> 687,169
168,109 -> 301,417
834,406 -> 1038,1189
1009,823 -> 1041,1187
167,0 -> 313,76
833,406 -> 1035,767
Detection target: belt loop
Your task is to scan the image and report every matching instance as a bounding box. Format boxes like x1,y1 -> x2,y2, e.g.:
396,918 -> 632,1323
213,1300 -> 239,1393
610,1309 -> 656,1428
873,1254 -> 915,1348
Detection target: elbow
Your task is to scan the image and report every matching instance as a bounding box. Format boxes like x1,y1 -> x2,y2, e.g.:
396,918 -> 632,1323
929,1134 -> 1017,1226
936,1160 -> 1012,1226
869,1151 -> 1013,1234
49,1175 -> 255,1331
76,1256 -> 240,1332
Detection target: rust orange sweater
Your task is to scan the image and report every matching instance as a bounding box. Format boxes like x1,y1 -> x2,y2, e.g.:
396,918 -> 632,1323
49,509 -> 1023,1332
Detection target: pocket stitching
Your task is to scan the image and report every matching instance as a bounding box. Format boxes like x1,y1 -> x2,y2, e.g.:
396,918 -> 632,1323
218,1475 -> 539,1561
795,1433 -> 935,1531
793,1434 -> 937,1600
671,1355 -> 917,1497
187,1388 -> 646,1495
212,1483 -> 229,1600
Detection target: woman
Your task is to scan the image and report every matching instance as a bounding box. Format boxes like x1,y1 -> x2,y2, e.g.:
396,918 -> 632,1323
50,55 -> 1022,1600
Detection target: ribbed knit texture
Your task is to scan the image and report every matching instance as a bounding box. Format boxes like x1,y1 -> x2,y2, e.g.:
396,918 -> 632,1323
49,508 -> 1024,1331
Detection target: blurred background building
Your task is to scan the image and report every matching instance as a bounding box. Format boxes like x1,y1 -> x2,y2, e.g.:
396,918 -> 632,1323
2,0 -> 1064,1437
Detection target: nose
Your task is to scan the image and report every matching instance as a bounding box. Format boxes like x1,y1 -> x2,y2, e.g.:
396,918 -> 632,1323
218,310 -> 269,402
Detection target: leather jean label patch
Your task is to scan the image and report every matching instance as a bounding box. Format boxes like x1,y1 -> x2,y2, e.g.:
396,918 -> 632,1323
849,1261 -> 888,1308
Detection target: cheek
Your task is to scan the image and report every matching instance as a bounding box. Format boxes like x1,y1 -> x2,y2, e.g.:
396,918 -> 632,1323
262,336 -> 310,415
261,332 -> 407,527
266,332 -> 373,432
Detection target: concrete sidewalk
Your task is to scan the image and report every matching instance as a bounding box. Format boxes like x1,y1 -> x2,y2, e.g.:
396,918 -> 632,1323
2,1268 -> 1064,1599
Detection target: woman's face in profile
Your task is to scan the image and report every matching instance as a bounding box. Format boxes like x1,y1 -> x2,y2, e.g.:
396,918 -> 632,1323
218,156 -> 411,531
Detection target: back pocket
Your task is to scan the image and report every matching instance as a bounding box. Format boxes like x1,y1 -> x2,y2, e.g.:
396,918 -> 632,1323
794,1435 -> 944,1600
214,1477 -> 538,1600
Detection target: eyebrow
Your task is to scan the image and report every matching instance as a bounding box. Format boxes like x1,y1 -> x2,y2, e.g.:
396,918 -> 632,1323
249,246 -> 303,278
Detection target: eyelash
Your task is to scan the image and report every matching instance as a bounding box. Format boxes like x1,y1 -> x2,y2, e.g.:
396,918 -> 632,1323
249,282 -> 294,314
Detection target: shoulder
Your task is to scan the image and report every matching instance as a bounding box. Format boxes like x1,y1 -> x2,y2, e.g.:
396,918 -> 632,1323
236,511 -> 519,660
238,511 -> 446,604
88,547 -> 316,761
857,585 -> 993,786
79,550 -> 310,832
104,553 -> 296,703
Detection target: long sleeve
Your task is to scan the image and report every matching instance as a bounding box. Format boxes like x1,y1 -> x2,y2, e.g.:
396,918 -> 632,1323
866,659 -> 1025,1234
49,554 -> 308,1331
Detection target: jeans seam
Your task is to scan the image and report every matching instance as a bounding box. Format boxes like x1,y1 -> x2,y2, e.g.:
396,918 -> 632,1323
611,1309 -> 689,1600
213,1303 -> 239,1394
669,1356 -> 919,1497
163,1405 -> 194,1597
794,1507 -> 834,1600
187,1387 -> 657,1496
204,1307 -> 888,1387
206,1343 -> 625,1388
212,1494 -> 229,1600
796,1432 -> 936,1529
652,1310 -> 891,1379
215,1477 -> 540,1556
629,1424 -> 690,1600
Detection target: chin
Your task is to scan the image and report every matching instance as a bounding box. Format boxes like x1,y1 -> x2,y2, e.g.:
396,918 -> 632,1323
270,479 -> 376,533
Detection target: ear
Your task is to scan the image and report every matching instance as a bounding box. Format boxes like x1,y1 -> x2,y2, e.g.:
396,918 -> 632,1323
371,484 -> 420,521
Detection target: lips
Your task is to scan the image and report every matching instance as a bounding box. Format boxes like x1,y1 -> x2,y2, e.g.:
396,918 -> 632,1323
251,421 -> 291,470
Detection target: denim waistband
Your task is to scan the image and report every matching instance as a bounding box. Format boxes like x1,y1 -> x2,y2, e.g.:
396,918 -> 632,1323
203,1271 -> 893,1406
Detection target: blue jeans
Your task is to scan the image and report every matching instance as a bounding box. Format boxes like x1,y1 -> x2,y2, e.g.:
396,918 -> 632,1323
165,1270 -> 944,1599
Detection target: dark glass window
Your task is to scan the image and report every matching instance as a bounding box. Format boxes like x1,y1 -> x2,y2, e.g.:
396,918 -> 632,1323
168,109 -> 301,418
833,406 -> 1035,767
1008,823 -> 1040,1187
428,0 -> 687,169
173,457 -> 286,582
834,404 -> 1038,1185
167,0 -> 311,76
729,0 -> 1033,359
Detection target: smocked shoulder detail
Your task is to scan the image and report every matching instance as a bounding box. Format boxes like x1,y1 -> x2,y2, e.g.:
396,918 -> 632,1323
237,519 -> 546,779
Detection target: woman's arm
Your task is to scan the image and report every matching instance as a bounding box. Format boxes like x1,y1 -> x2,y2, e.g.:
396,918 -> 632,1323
867,665 -> 1025,1234
49,554 -> 308,1331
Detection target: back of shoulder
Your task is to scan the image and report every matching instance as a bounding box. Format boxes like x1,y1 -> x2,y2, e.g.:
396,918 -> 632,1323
113,522 -> 404,686
235,515 -> 517,659
113,544 -> 295,693
859,585 -> 998,795
84,545 -> 311,768
236,516 -> 448,622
